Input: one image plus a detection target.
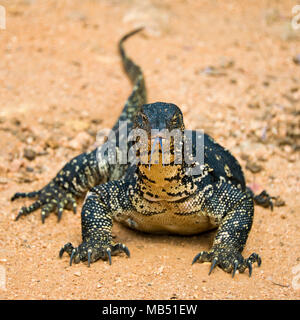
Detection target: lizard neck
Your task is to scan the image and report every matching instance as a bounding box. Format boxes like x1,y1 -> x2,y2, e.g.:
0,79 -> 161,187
136,163 -> 196,202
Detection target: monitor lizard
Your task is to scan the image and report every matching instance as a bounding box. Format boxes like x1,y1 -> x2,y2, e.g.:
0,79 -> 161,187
12,28 -> 273,277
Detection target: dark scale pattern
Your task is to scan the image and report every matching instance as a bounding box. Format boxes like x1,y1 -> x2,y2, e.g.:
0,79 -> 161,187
111,28 -> 146,132
12,29 -> 273,276
60,181 -> 132,265
12,148 -> 103,223
192,181 -> 261,276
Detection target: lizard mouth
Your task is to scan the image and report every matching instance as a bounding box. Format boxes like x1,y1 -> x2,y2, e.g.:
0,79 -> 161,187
149,136 -> 163,168
149,134 -> 168,168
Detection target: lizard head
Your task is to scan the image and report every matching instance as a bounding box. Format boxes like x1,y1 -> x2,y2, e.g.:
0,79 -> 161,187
133,102 -> 185,135
133,102 -> 185,167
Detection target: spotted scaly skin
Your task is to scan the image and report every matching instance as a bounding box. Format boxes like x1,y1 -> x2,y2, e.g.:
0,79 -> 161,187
12,28 -> 272,277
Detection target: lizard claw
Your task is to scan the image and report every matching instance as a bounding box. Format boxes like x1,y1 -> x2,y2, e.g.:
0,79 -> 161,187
192,245 -> 261,277
59,238 -> 130,267
106,248 -> 112,265
247,260 -> 252,277
87,250 -> 92,267
232,260 -> 239,278
70,249 -> 77,266
209,258 -> 218,275
12,183 -> 78,223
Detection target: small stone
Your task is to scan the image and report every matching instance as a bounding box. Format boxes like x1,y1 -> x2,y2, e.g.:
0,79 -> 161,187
91,119 -> 102,125
288,154 -> 297,162
45,136 -> 60,149
219,57 -> 235,69
0,177 -> 8,184
246,161 -> 263,173
201,66 -> 227,77
0,161 -> 7,175
293,54 -> 300,65
71,60 -> 81,67
248,102 -> 260,109
11,159 -> 24,171
275,197 -> 286,207
240,153 -> 250,161
66,120 -> 89,132
24,148 -> 36,161
11,118 -> 21,126
67,132 -> 91,151
290,87 -> 298,93
26,136 -> 34,144
262,81 -> 270,87
74,271 -> 81,277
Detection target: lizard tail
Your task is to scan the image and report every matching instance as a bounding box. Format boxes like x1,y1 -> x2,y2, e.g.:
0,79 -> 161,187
112,28 -> 147,132
119,27 -> 145,84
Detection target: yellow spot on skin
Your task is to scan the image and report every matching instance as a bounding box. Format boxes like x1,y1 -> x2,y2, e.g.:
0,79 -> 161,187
224,164 -> 232,177
215,154 -> 221,161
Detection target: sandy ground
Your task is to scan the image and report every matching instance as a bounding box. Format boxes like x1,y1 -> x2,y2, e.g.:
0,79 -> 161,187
0,0 -> 299,300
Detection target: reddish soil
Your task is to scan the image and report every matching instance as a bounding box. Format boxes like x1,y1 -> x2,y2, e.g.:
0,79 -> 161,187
0,0 -> 299,300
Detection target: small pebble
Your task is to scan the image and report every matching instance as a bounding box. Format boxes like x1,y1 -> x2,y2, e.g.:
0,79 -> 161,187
275,197 -> 286,207
293,54 -> 300,65
45,136 -> 60,149
0,177 -> 8,184
246,161 -> 263,173
24,148 -> 36,161
67,132 -> 91,150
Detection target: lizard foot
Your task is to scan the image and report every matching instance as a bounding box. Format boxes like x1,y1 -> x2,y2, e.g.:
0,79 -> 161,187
253,190 -> 276,211
192,245 -> 261,277
12,183 -> 77,223
59,239 -> 130,267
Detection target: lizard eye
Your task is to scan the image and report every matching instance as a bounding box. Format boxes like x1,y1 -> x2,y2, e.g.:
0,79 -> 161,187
135,113 -> 148,128
139,113 -> 147,122
171,117 -> 178,127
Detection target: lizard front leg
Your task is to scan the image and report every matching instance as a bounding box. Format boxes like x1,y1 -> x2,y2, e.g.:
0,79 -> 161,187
11,148 -> 104,223
192,181 -> 261,277
11,146 -> 125,223
59,180 -> 131,266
